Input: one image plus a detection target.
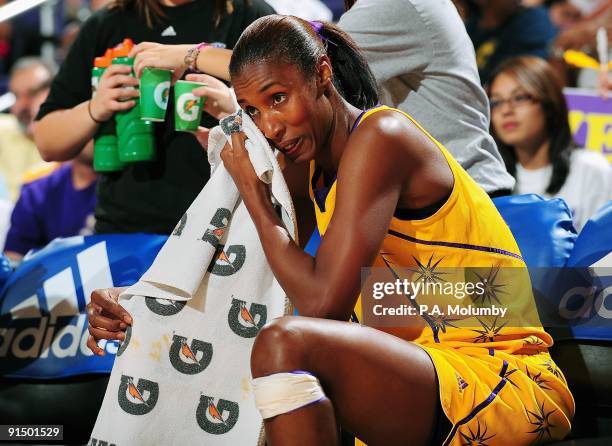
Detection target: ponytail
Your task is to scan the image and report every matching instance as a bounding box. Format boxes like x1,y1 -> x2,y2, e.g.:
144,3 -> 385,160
229,15 -> 378,110
317,22 -> 379,109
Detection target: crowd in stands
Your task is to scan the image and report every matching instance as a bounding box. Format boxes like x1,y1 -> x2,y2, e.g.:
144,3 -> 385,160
0,0 -> 610,261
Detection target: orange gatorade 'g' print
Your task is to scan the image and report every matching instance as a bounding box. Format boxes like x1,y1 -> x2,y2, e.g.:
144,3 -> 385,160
208,399 -> 225,424
180,339 -> 199,363
218,251 -> 230,263
240,304 -> 257,326
127,378 -> 148,406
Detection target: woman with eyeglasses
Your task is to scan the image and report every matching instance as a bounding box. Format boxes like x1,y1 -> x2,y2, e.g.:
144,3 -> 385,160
488,56 -> 611,231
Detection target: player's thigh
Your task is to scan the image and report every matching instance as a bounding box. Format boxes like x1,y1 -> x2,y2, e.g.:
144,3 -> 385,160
252,317 -> 439,446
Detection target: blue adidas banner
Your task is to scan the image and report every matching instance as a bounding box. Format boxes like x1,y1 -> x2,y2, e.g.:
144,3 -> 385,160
0,234 -> 166,379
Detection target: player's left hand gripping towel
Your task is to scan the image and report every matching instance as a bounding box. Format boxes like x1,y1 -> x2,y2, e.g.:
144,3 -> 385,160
89,112 -> 297,446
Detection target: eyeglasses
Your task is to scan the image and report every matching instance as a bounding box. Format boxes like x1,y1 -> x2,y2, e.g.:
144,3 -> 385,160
489,93 -> 536,112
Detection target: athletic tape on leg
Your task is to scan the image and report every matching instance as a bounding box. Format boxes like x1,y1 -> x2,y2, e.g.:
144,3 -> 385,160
252,371 -> 326,419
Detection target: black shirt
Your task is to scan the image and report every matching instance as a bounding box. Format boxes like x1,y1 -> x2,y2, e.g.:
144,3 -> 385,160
36,0 -> 275,234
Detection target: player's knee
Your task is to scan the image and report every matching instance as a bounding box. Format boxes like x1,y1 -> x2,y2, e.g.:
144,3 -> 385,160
251,316 -> 306,378
252,370 -> 327,420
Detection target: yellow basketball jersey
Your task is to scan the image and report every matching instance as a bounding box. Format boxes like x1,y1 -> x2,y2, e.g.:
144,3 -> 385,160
309,105 -> 545,345
308,106 -> 574,444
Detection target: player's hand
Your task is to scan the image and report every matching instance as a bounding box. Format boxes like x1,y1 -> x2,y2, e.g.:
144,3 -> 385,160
86,287 -> 132,356
220,130 -> 269,203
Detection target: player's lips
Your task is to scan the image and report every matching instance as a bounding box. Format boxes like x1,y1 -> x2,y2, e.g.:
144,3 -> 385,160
501,122 -> 519,131
276,137 -> 303,158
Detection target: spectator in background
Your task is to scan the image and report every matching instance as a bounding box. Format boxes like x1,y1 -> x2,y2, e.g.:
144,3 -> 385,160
33,0 -> 275,235
549,0 -> 611,96
553,0 -> 610,46
465,0 -> 557,84
544,0 -> 584,29
338,0 -> 515,196
0,57 -> 54,202
4,141 -> 97,262
488,56 -> 612,231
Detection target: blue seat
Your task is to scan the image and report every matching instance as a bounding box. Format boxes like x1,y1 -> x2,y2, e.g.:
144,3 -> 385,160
567,201 -> 612,268
492,194 -> 576,267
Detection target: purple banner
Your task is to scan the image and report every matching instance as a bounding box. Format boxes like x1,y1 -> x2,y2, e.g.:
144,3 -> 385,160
564,88 -> 612,162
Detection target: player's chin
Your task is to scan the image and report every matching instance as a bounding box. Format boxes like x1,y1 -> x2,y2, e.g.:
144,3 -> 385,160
292,139 -> 316,164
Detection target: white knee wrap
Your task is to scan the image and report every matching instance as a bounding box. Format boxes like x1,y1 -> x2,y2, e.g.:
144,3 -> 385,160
252,371 -> 326,419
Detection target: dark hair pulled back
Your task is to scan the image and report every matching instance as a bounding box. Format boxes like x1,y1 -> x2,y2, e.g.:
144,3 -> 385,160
229,15 -> 378,110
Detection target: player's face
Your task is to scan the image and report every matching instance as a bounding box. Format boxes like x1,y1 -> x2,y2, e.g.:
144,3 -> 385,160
489,72 -> 547,149
233,62 -> 328,164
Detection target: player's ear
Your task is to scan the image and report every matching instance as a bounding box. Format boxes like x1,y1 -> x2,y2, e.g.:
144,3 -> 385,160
316,56 -> 333,98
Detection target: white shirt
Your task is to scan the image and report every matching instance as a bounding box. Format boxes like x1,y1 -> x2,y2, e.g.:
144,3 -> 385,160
515,149 -> 612,231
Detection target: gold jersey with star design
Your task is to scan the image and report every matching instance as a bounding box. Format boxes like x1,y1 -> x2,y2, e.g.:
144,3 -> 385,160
308,105 -> 574,445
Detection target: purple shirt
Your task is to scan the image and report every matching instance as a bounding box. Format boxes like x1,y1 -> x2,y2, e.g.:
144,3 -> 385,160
5,163 -> 97,255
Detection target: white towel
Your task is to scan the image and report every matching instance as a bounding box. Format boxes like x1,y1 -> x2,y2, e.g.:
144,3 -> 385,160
89,111 -> 296,446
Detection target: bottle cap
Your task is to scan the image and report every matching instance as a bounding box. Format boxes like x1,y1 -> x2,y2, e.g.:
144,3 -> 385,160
94,56 -> 111,68
113,46 -> 130,58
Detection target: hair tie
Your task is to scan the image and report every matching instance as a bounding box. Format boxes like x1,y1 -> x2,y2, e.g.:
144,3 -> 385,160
308,20 -> 324,36
307,20 -> 337,47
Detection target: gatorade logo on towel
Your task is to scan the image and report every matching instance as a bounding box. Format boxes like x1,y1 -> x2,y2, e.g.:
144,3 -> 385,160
90,437 -> 116,446
118,374 -> 159,415
202,208 -> 231,247
168,334 -> 213,375
177,93 -> 200,122
145,297 -> 186,316
154,81 -> 170,109
116,326 -> 132,357
196,395 -> 240,435
208,244 -> 246,276
227,298 -> 267,338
